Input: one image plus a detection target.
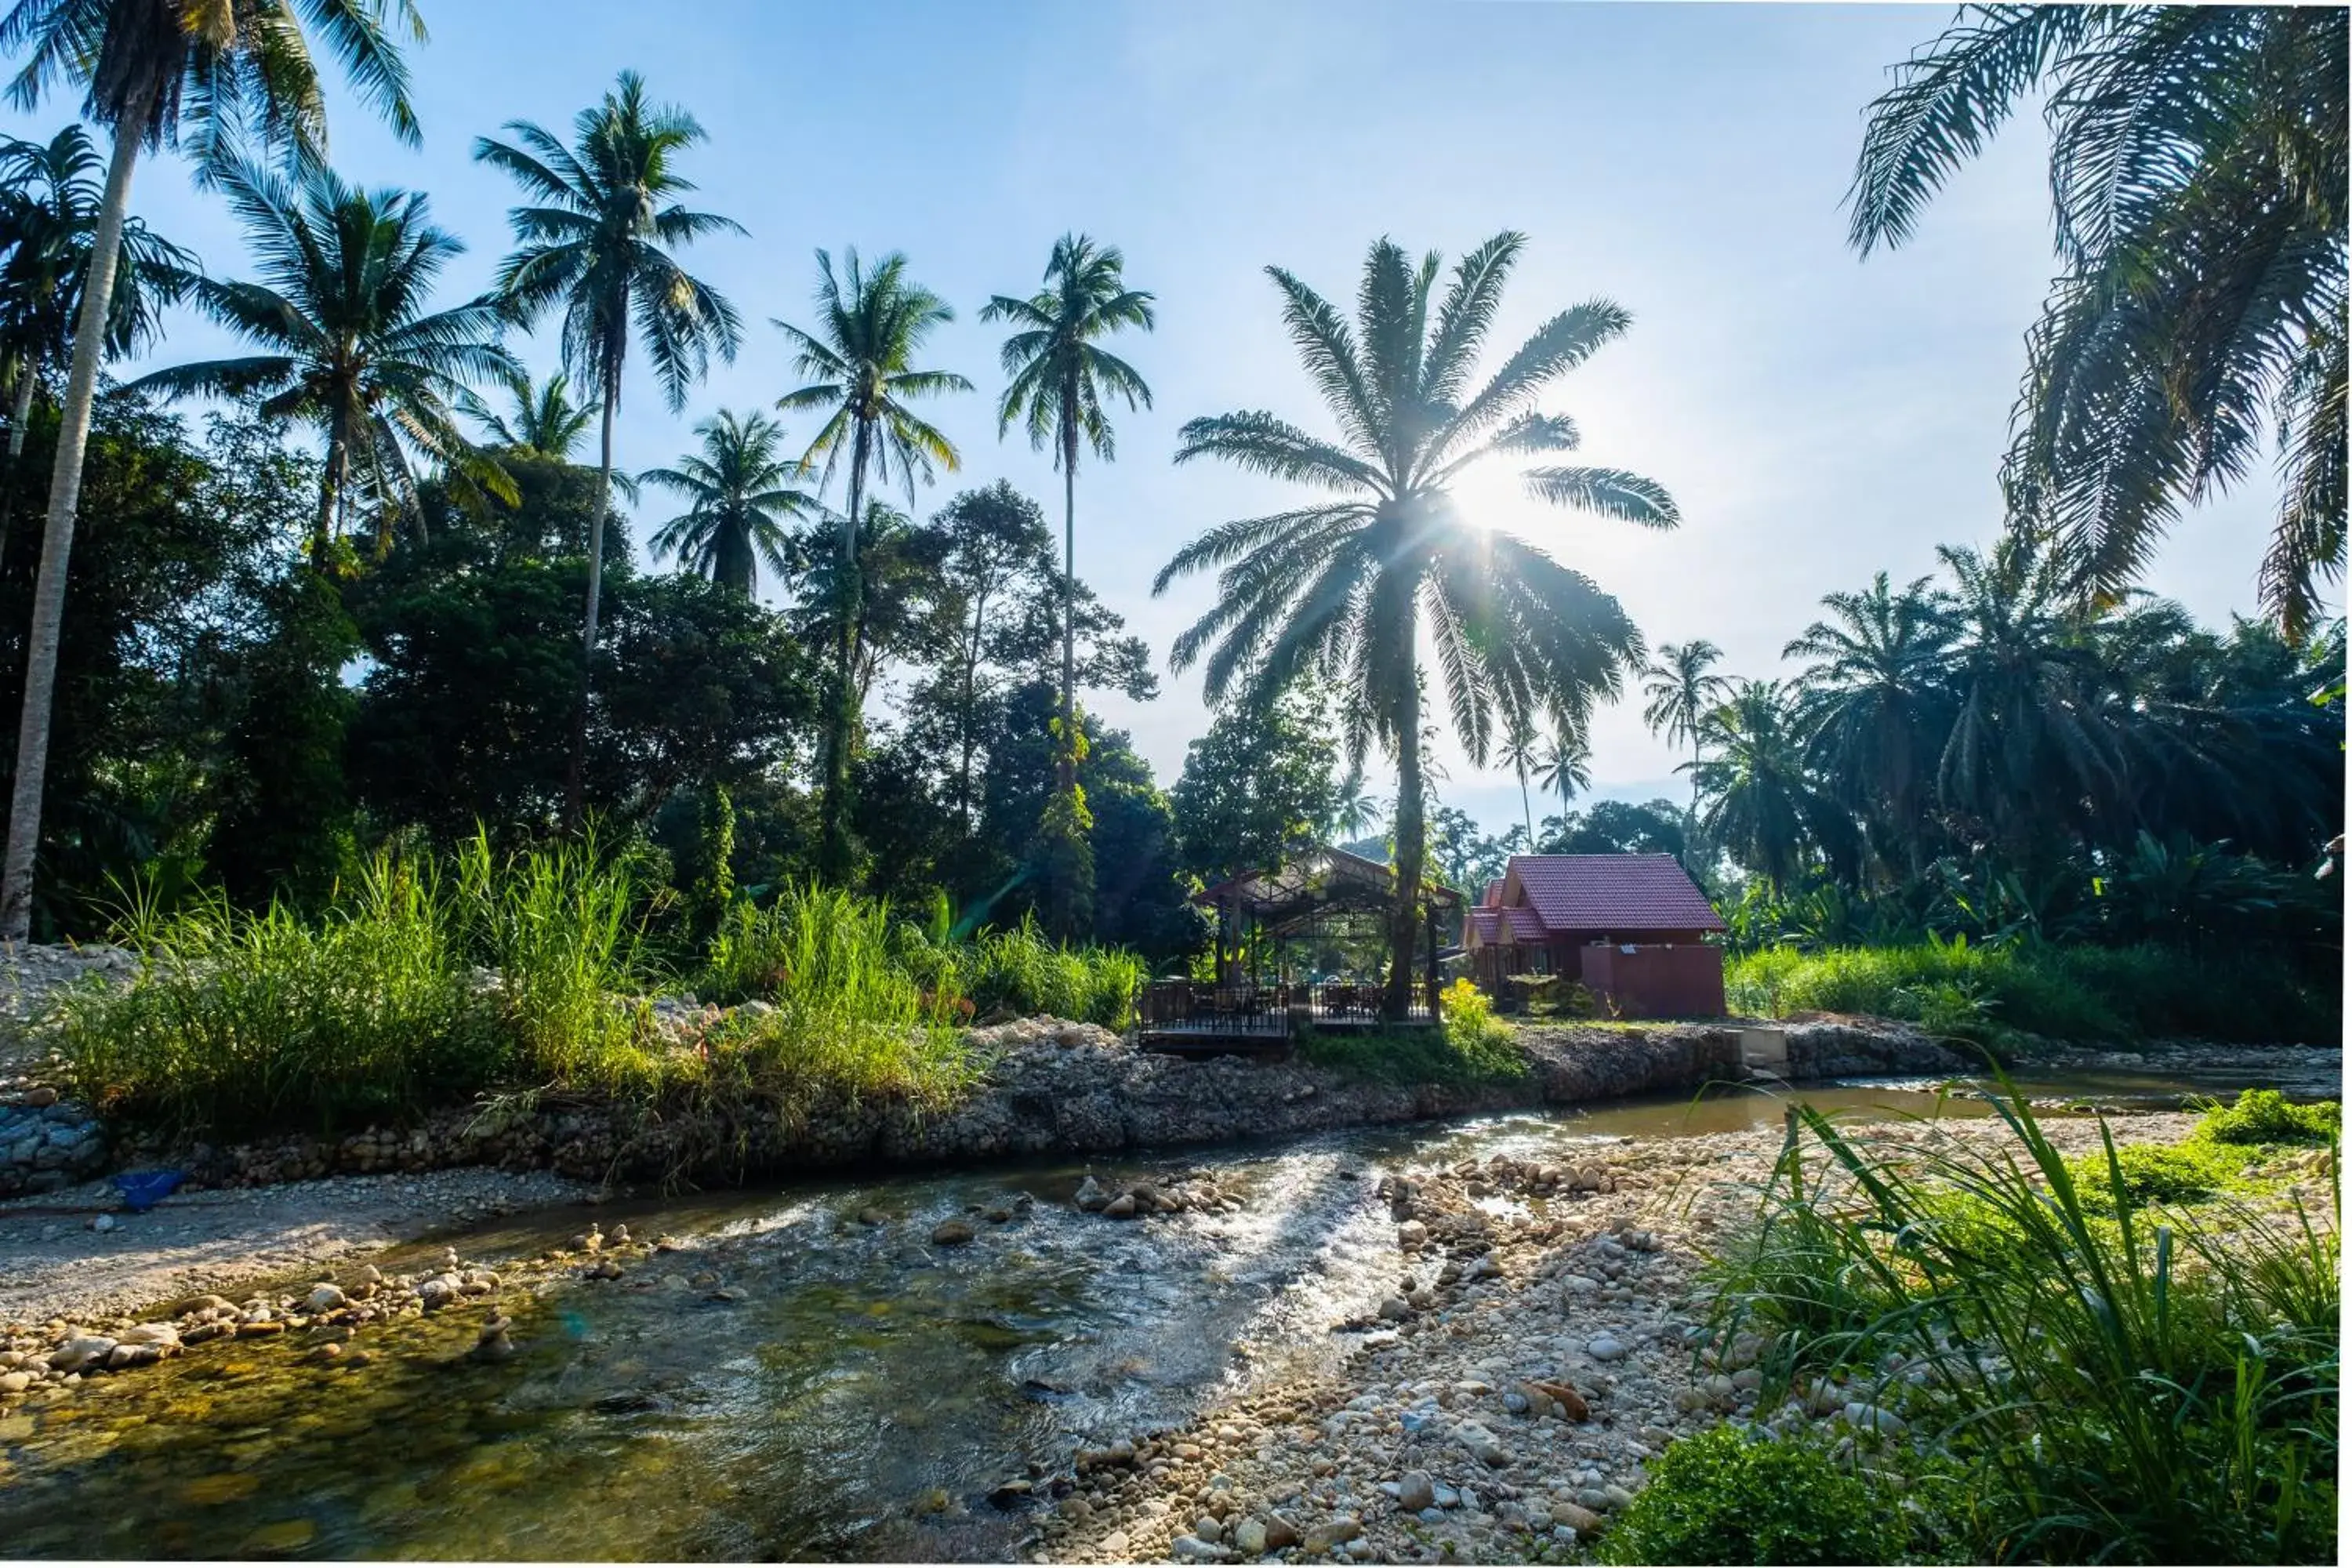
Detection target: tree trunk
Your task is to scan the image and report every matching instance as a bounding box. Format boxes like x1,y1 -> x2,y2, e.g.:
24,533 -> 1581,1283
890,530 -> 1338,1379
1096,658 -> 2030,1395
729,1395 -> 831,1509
0,101 -> 146,943
310,406 -> 350,572
1385,671 -> 1426,1021
956,584 -> 987,833
1518,771 -> 1532,841
564,379 -> 620,826
817,419 -> 870,880
1058,416 -> 1078,795
0,368 -> 38,574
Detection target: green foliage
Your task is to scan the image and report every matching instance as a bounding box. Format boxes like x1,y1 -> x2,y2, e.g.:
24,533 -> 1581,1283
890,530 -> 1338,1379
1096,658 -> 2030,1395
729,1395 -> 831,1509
1704,1090 -> 2339,1564
1725,938 -> 2339,1045
2200,1087 -> 2343,1147
1299,992 -> 1525,1087
946,918 -> 1142,1029
1170,687 -> 1341,884
1595,1424 -> 1901,1566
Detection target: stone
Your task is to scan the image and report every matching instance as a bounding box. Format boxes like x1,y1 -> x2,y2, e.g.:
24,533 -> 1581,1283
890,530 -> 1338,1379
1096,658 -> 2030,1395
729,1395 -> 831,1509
1074,1174 -> 1110,1212
1396,1220 -> 1428,1247
1192,1516 -> 1223,1543
1396,1471 -> 1436,1512
46,1335 -> 115,1374
855,1207 -> 889,1226
1262,1515 -> 1300,1550
1526,1378 -> 1590,1421
1171,1534 -> 1222,1560
1231,1517 -> 1268,1555
1377,1296 -> 1413,1323
1102,1193 -> 1138,1220
1303,1514 -> 1363,1553
931,1220 -> 975,1247
24,1086 -> 58,1108
1550,1501 -> 1602,1534
1602,1484 -> 1637,1511
1586,1334 -> 1628,1362
0,1371 -> 32,1394
306,1284 -> 347,1314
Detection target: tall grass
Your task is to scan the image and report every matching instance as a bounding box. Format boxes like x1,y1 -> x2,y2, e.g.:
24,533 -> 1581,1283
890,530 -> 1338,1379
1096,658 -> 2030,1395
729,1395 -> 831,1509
949,918 -> 1143,1029
1725,937 -> 2339,1044
1703,1088 -> 2339,1563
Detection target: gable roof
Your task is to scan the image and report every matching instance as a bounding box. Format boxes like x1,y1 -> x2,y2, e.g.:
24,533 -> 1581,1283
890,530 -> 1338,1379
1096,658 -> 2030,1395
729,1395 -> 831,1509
1503,854 -> 1724,934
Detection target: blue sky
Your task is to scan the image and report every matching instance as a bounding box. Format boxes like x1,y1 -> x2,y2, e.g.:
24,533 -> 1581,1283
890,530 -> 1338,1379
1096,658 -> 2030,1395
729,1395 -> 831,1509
2,2 -> 2310,837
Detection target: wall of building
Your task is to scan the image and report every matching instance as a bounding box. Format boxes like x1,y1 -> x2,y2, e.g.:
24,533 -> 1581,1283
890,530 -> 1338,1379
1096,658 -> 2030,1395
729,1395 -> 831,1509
1577,942 -> 1726,1019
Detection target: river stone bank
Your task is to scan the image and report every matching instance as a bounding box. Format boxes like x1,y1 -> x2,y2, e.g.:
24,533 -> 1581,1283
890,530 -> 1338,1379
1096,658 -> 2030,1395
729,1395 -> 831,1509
91,1016 -> 1965,1194
1033,1109 -> 2219,1566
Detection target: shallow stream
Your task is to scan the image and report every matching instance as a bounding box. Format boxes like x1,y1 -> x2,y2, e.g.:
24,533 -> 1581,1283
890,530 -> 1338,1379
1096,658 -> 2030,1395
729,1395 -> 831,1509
0,1072 -> 2296,1559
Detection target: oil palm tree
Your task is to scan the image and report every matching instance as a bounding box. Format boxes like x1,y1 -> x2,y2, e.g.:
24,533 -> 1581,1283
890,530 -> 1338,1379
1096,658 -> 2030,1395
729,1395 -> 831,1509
1784,571 -> 1955,873
0,0 -> 426,942
0,122 -> 194,555
980,233 -> 1154,794
639,408 -> 816,597
132,159 -> 514,566
475,70 -> 742,816
455,364 -> 596,461
1849,5 -> 2348,637
1158,231 -> 1675,1018
775,247 -> 970,875
1693,680 -> 1855,891
1641,640 -> 1728,816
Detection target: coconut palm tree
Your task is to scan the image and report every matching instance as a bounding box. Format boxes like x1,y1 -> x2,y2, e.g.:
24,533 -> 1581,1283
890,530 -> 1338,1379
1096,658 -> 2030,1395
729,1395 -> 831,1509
639,408 -> 817,597
455,364 -> 597,461
1534,728 -> 1591,818
1495,716 -> 1541,840
0,123 -> 194,555
1158,231 -> 1675,1018
0,0 -> 426,942
475,70 -> 742,816
980,234 -> 1154,794
775,247 -> 970,876
1641,640 -> 1728,816
1849,5 -> 2348,637
132,160 -> 514,566
1784,571 -> 1955,873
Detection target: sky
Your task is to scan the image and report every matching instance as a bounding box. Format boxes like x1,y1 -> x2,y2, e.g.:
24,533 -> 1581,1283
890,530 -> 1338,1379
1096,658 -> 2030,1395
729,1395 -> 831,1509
0,1 -> 2314,838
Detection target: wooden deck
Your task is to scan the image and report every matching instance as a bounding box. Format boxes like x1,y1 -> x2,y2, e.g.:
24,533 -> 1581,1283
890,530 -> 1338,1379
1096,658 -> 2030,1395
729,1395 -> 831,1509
1135,982 -> 1438,1054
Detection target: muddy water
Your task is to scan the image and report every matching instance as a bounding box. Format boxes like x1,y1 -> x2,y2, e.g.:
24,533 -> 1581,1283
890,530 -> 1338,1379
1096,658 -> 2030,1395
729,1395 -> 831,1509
0,1073 -> 2291,1560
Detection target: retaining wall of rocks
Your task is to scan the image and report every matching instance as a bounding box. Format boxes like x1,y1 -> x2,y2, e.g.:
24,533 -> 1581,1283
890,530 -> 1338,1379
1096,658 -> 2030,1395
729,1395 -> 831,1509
80,1015 -> 1967,1196
0,1091 -> 108,1197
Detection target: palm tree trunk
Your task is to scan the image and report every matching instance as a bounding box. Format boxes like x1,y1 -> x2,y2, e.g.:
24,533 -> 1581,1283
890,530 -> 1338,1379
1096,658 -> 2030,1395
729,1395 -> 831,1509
1518,769 -> 1532,841
0,368 -> 39,575
310,408 -> 350,572
956,588 -> 985,833
1058,417 -> 1078,796
0,99 -> 147,943
564,381 -> 620,826
1386,673 -> 1427,1022
818,419 -> 870,879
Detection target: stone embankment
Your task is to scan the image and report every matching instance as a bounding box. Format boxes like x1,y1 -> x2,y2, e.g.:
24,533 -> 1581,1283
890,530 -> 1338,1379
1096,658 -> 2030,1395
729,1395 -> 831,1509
74,1014 -> 1964,1194
1034,1110 -> 2212,1566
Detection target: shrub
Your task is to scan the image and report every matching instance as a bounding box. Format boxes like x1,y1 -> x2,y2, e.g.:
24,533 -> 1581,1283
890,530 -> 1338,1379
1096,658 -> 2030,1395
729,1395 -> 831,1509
1299,983 -> 1526,1087
1595,1424 -> 1901,1566
949,918 -> 1142,1029
2199,1087 -> 2341,1146
1704,1088 -> 2340,1564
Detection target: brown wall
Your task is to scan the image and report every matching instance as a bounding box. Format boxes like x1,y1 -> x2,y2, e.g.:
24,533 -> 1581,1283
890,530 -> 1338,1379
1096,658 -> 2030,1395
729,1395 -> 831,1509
1577,942 -> 1726,1019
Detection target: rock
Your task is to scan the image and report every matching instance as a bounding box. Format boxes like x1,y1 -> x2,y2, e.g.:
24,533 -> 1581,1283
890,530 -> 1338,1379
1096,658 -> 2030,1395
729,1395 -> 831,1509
1454,1421 -> 1511,1468
1551,1501 -> 1602,1534
1262,1515 -> 1300,1550
1377,1296 -> 1413,1323
1074,1174 -> 1110,1212
306,1284 -> 347,1314
1586,1334 -> 1628,1362
855,1207 -> 889,1226
1396,1471 -> 1436,1512
235,1319 -> 285,1338
1170,1534 -> 1222,1560
1602,1483 -> 1637,1511
89,1211 -> 115,1233
930,1220 -> 975,1247
46,1335 -> 115,1374
1192,1516 -> 1223,1543
120,1323 -> 180,1348
1396,1220 -> 1428,1247
1303,1514 -> 1363,1553
1102,1193 -> 1138,1220
1842,1401 -> 1906,1434
1502,1388 -> 1530,1414
0,1370 -> 31,1395
1232,1517 -> 1268,1555
1527,1378 -> 1590,1421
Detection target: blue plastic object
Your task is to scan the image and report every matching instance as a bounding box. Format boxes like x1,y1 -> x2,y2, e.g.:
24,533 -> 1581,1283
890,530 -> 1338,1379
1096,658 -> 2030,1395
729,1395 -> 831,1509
113,1169 -> 185,1212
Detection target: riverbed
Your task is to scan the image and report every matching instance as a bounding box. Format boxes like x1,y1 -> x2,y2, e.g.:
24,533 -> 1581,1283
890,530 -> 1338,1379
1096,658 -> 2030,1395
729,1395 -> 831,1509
0,1071 -> 2327,1561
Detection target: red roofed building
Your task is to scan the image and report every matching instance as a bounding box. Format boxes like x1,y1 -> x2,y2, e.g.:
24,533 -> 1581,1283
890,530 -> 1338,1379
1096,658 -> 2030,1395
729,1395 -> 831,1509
1465,854 -> 1726,1018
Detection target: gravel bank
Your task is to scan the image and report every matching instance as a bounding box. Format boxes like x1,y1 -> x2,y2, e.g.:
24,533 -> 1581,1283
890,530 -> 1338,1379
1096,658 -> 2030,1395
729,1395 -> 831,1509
0,1165 -> 595,1327
1034,1109 -> 2214,1566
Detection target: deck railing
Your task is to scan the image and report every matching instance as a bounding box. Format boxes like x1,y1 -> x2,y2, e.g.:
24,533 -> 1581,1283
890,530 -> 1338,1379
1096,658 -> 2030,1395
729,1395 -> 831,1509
1138,980 -> 1438,1033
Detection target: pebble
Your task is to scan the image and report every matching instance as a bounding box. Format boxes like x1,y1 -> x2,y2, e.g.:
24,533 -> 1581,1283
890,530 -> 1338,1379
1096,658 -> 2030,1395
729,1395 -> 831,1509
931,1221 -> 975,1247
1586,1334 -> 1628,1362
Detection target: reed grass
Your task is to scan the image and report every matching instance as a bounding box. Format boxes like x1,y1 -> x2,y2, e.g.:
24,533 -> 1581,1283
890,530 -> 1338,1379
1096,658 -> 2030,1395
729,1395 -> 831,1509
1701,1086 -> 2339,1563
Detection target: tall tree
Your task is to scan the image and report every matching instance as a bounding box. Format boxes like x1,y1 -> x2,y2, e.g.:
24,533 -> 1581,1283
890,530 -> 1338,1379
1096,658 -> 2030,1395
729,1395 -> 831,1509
1641,639 -> 1727,816
0,122 -> 191,556
774,246 -> 969,877
1495,714 -> 1540,840
133,159 -> 513,566
455,363 -> 596,461
1159,232 -> 1674,1017
0,0 -> 426,942
1849,5 -> 2348,637
474,70 -> 742,815
1693,679 -> 1856,891
1534,727 -> 1591,818
980,233 -> 1154,798
640,408 -> 815,597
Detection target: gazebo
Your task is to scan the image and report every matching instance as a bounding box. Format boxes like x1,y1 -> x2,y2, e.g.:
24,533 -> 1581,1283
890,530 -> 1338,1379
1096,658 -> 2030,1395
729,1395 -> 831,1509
1138,845 -> 1461,1051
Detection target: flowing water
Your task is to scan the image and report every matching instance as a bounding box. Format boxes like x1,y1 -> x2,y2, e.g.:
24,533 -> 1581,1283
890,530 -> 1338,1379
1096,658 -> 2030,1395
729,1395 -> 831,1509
0,1072 -> 2299,1559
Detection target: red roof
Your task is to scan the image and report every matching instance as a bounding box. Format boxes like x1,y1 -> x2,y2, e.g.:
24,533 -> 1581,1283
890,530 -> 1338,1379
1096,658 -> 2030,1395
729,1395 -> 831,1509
1468,906 -> 1545,943
1503,855 -> 1724,934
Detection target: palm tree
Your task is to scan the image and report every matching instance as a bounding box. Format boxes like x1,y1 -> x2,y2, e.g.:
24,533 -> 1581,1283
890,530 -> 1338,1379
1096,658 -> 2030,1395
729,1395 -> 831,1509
1784,571 -> 1955,873
981,234 -> 1155,794
475,70 -> 742,815
456,364 -> 596,461
775,247 -> 971,876
639,408 -> 816,597
132,160 -> 514,566
0,123 -> 193,555
1495,716 -> 1541,839
0,0 -> 426,943
1692,680 -> 1855,891
1534,728 -> 1591,818
1158,231 -> 1675,1018
1849,5 -> 2348,637
1330,775 -> 1384,843
1641,640 -> 1729,815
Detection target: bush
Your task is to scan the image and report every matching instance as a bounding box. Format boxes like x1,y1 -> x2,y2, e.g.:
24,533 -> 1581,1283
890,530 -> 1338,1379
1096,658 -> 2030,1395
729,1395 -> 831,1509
1596,1424 -> 1901,1566
1298,982 -> 1526,1087
2199,1087 -> 2341,1146
945,918 -> 1142,1029
1724,938 -> 2339,1044
1704,1088 -> 2339,1564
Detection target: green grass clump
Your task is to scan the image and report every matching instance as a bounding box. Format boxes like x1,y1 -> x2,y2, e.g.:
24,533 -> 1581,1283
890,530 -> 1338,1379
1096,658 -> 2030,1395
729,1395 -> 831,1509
1704,1088 -> 2339,1564
946,918 -> 1143,1029
1298,982 -> 1526,1087
1596,1424 -> 1902,1566
1724,938 -> 2338,1044
2198,1087 -> 2341,1146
